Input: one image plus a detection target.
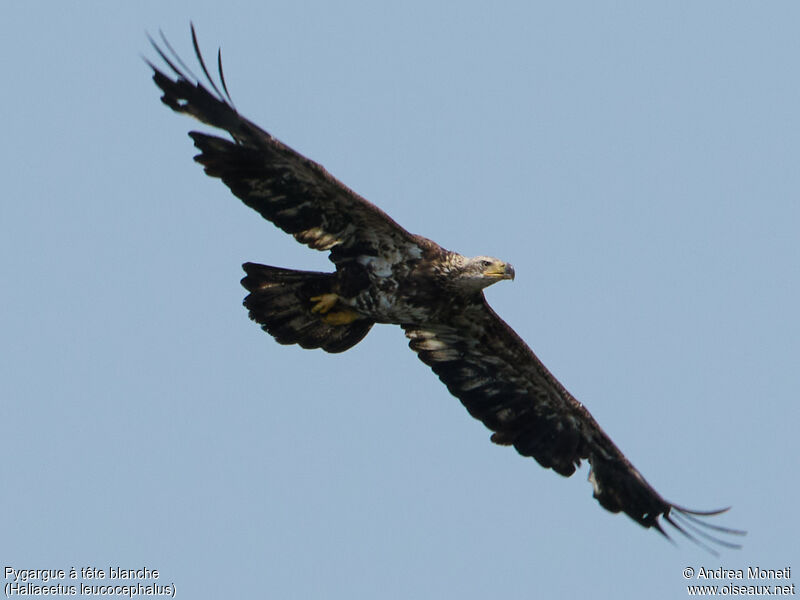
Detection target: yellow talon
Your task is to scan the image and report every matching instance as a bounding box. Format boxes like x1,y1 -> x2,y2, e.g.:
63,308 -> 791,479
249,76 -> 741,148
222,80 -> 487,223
321,310 -> 361,325
310,293 -> 360,324
310,293 -> 339,314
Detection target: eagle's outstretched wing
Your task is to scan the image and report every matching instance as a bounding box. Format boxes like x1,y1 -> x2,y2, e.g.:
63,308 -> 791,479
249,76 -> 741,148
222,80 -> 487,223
147,26 -> 420,261
403,298 -> 744,552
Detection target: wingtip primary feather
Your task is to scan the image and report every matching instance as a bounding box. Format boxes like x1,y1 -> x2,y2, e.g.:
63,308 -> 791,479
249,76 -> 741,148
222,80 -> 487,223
658,504 -> 746,555
673,506 -> 747,538
146,23 -> 260,143
190,23 -> 223,100
217,47 -> 235,108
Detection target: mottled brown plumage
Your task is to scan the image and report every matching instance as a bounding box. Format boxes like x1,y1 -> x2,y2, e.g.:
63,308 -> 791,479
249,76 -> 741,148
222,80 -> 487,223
148,26 -> 743,552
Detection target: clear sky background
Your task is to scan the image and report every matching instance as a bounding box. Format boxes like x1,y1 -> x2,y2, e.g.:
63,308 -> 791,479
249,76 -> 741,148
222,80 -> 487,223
2,2 -> 798,598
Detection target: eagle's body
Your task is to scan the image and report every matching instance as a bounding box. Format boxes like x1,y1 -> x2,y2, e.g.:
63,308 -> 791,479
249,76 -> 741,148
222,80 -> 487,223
147,27 -> 742,551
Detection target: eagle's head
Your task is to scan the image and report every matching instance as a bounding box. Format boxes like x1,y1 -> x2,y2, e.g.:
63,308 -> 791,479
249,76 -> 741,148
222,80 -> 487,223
450,255 -> 515,292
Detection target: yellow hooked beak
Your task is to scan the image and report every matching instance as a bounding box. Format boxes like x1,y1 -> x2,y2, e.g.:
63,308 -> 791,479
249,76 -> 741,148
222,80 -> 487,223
485,261 -> 515,280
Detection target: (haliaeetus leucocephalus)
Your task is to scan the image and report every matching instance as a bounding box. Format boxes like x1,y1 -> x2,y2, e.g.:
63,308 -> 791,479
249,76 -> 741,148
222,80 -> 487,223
147,27 -> 744,552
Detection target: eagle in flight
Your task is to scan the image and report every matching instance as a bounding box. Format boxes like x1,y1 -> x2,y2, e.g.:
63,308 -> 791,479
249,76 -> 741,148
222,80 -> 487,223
148,27 -> 743,552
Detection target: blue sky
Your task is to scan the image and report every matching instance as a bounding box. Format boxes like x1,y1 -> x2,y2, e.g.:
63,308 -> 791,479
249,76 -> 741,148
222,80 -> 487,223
2,2 -> 798,598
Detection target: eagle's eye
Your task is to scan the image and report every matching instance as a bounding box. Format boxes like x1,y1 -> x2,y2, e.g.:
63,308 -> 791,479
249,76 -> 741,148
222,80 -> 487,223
481,259 -> 493,268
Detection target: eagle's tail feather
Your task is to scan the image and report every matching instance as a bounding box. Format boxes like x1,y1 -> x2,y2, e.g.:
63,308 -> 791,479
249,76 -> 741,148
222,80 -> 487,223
241,263 -> 373,353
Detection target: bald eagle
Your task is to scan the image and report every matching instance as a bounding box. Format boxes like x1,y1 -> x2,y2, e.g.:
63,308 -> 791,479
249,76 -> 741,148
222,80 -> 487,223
147,27 -> 743,552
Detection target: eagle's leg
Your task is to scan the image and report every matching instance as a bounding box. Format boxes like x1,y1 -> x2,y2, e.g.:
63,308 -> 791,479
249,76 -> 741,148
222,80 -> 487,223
321,310 -> 361,325
310,293 -> 339,314
310,293 -> 361,325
